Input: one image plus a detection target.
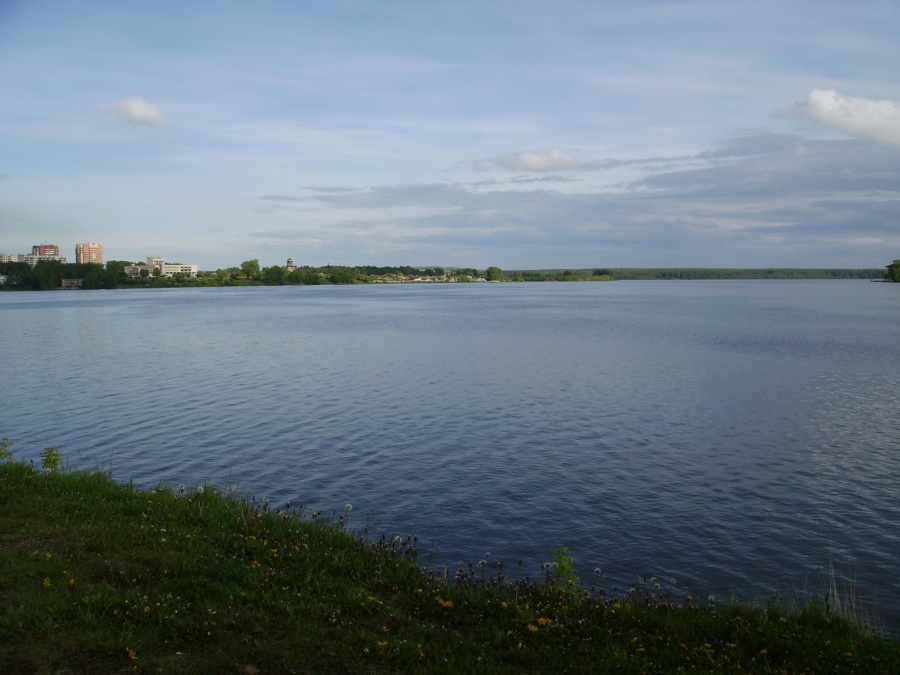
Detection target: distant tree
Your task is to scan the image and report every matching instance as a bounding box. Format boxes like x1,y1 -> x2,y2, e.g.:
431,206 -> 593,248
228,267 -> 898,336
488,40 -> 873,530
262,265 -> 286,284
240,259 -> 261,280
327,266 -> 356,284
885,259 -> 900,282
485,266 -> 505,281
293,268 -> 326,285
81,263 -> 107,289
31,260 -> 65,290
105,260 -> 129,276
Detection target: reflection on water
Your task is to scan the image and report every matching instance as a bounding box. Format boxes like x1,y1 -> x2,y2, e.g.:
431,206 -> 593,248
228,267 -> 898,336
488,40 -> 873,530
1,281 -> 898,627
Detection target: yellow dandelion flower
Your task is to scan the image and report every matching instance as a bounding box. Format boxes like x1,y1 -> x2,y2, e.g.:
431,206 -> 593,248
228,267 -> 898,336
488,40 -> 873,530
759,649 -> 768,655
42,578 -> 52,589
127,648 -> 138,661
378,641 -> 388,648
527,624 -> 539,632
537,617 -> 551,626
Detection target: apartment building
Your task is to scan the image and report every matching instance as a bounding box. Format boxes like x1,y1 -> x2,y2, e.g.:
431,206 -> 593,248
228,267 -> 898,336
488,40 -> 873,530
0,244 -> 68,267
18,253 -> 68,267
75,242 -> 104,265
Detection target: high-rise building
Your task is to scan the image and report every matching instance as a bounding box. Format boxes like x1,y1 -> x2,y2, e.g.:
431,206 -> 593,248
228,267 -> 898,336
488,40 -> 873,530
75,242 -> 104,265
32,244 -> 60,256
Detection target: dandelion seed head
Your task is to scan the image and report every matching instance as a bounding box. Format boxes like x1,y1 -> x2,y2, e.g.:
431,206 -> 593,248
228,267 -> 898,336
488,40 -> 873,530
345,503 -> 353,512
196,486 -> 204,494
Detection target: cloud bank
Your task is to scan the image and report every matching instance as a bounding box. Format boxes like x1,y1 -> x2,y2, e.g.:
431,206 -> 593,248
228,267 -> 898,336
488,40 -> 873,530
491,148 -> 581,171
248,133 -> 900,269
791,90 -> 900,147
103,98 -> 167,127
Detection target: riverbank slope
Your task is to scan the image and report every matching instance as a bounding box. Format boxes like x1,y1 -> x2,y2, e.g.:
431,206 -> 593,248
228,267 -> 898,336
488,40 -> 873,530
1,454 -> 896,673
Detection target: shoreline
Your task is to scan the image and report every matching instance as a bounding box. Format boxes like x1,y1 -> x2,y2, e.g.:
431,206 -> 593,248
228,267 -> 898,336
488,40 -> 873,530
2,444 -> 897,672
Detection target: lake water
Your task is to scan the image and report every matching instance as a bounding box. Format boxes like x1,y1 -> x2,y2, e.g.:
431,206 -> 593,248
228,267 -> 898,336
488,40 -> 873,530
2,281 -> 898,628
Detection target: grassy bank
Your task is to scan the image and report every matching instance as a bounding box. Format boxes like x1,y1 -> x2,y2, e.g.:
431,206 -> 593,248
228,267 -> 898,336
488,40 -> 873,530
1,448 -> 897,673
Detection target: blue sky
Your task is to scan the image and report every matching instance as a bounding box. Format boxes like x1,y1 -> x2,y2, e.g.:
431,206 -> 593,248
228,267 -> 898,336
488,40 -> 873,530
1,0 -> 899,270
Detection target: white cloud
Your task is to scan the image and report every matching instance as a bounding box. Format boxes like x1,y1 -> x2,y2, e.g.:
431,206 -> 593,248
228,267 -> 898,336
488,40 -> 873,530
791,89 -> 900,147
491,148 -> 581,171
104,98 -> 167,127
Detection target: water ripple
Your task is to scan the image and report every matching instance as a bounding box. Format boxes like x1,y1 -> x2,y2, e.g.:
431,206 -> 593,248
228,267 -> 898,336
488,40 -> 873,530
1,282 -> 898,628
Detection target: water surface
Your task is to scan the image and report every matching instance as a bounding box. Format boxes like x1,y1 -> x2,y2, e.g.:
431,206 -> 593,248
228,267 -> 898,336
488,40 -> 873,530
1,281 -> 898,627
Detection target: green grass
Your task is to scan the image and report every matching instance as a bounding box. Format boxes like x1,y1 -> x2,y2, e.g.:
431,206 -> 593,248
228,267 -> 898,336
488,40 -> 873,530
1,449 -> 897,673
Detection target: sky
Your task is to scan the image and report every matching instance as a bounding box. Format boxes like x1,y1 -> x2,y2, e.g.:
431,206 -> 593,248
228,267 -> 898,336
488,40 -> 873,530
1,0 -> 899,270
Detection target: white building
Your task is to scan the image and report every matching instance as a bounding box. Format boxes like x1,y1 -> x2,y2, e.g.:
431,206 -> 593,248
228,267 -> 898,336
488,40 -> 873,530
19,253 -> 68,267
161,263 -> 198,276
123,257 -> 198,278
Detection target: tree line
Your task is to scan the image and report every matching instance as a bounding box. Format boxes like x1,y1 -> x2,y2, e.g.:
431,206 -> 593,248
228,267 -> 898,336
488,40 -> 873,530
2,259 -> 896,290
885,260 -> 900,282
0,261 -> 116,290
606,268 -> 884,280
